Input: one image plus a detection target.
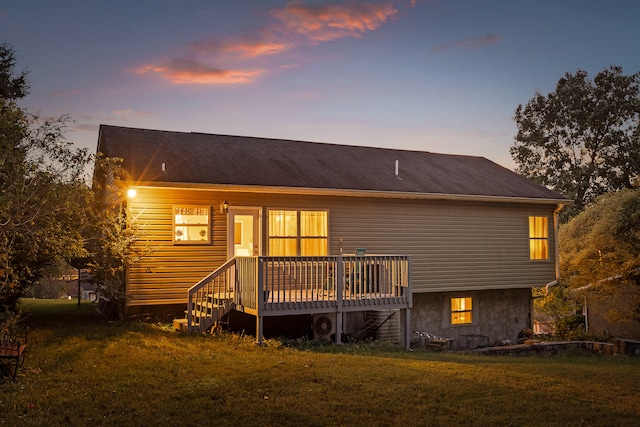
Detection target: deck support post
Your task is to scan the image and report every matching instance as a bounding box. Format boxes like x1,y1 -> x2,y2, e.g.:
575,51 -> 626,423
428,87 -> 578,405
255,315 -> 264,346
256,259 -> 264,345
402,308 -> 411,350
335,256 -> 344,344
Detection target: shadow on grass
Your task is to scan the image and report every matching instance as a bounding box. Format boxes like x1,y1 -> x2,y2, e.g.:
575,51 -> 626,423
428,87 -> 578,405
17,298 -> 105,327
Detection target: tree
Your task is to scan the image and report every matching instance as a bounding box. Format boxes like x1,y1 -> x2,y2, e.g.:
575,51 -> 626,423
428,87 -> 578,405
559,189 -> 640,332
511,66 -> 640,218
23,261 -> 75,299
0,42 -> 29,100
87,155 -> 148,319
0,43 -> 92,313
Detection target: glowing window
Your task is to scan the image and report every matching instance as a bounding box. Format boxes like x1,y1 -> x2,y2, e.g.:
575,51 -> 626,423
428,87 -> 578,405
300,211 -> 328,256
529,216 -> 549,260
174,206 -> 210,244
451,297 -> 473,325
268,210 -> 328,256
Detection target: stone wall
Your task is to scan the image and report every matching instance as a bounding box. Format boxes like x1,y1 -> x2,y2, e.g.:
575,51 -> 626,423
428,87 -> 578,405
411,288 -> 532,350
615,338 -> 640,356
463,339 -> 640,356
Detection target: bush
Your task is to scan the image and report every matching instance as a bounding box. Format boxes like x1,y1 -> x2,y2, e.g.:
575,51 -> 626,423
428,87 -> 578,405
0,307 -> 22,336
554,314 -> 585,336
552,314 -> 612,342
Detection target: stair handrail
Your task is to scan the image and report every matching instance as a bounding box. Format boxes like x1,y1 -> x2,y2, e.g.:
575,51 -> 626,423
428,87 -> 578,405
187,257 -> 237,332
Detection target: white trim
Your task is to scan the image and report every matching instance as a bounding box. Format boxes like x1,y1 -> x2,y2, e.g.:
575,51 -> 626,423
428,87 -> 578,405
129,183 -> 572,206
172,205 -> 212,245
227,206 -> 262,258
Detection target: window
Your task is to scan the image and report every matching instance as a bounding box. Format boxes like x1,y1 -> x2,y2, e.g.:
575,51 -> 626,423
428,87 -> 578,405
529,216 -> 549,260
268,210 -> 328,256
451,297 -> 473,325
173,206 -> 211,244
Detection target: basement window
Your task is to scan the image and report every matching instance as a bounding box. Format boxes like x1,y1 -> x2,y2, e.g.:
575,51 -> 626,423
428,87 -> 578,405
529,216 -> 549,260
451,297 -> 473,325
173,206 -> 211,244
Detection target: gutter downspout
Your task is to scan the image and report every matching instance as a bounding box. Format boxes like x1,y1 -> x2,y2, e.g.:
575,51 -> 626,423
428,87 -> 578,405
543,203 -> 564,296
531,204 -> 564,332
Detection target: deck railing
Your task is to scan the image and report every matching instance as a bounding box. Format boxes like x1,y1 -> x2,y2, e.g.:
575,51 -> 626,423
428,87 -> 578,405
255,255 -> 411,315
186,255 -> 412,332
187,258 -> 236,332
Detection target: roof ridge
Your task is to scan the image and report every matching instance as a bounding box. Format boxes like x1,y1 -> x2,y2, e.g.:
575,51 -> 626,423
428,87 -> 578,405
101,124 -> 493,159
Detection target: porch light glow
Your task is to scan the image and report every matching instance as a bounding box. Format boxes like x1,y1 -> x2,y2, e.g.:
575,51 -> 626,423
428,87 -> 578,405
127,188 -> 137,198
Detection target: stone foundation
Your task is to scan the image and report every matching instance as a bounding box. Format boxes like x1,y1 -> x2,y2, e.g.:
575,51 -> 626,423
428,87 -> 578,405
411,288 -> 532,350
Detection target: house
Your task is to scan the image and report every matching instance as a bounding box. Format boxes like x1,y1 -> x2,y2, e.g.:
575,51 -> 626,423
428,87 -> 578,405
95,124 -> 570,349
580,286 -> 640,340
63,273 -> 97,302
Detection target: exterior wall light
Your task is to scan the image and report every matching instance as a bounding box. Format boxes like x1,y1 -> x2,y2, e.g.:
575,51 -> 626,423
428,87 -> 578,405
220,200 -> 229,214
127,188 -> 137,198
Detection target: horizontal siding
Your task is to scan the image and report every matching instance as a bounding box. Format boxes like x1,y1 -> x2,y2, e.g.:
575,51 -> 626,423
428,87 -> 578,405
127,188 -> 228,306
125,188 -> 559,306
330,198 -> 556,292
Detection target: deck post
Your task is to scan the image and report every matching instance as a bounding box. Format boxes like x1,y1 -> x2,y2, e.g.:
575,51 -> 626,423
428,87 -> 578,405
335,256 -> 343,344
186,296 -> 194,333
406,257 -> 412,349
255,259 -> 264,345
402,308 -> 411,350
255,315 -> 264,346
335,256 -> 343,308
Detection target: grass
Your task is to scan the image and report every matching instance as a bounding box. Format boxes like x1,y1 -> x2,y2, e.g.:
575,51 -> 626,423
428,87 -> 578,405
1,299 -> 639,426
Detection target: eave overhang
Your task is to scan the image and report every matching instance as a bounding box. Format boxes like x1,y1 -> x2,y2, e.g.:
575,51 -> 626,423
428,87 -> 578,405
128,181 -> 573,206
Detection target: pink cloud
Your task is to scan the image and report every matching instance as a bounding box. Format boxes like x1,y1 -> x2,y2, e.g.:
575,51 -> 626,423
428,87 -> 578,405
190,38 -> 291,58
269,1 -> 399,42
225,40 -> 291,57
136,1 -> 408,86
136,59 -> 264,85
434,34 -> 501,51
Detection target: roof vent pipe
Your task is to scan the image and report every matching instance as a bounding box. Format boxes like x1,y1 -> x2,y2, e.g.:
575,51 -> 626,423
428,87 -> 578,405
395,159 -> 401,179
161,162 -> 166,172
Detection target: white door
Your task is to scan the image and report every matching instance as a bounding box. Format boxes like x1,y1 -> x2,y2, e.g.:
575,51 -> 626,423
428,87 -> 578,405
228,208 -> 261,257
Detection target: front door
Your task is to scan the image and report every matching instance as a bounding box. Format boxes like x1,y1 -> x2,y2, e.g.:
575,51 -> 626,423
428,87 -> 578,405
228,207 -> 261,257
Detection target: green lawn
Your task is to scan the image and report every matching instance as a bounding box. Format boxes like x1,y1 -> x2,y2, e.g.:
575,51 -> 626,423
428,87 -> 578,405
2,299 -> 639,426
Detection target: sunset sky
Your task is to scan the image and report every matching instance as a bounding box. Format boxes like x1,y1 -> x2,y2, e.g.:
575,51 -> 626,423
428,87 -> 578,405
2,0 -> 639,169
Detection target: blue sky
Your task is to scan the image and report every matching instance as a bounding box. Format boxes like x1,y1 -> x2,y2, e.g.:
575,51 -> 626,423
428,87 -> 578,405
2,0 -> 639,169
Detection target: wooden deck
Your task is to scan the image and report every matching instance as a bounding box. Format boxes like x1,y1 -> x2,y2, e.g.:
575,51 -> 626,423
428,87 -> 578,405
185,255 -> 412,346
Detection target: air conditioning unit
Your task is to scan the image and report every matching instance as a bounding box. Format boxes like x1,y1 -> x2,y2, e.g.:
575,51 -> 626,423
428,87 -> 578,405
313,313 -> 336,341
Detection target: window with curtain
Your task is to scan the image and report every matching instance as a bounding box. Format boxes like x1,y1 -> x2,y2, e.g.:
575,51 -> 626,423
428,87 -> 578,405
529,216 -> 549,260
173,206 -> 211,244
451,297 -> 473,325
268,210 -> 328,256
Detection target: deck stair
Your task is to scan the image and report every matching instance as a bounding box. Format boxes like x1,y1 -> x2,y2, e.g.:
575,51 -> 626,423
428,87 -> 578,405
351,312 -> 397,341
174,257 -> 239,333
350,317 -> 379,340
173,294 -> 234,332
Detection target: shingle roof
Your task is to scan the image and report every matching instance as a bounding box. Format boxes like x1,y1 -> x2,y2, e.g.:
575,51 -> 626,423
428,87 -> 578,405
97,124 -> 569,202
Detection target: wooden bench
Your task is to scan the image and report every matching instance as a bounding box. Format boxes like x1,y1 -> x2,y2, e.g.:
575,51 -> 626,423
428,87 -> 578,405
426,338 -> 451,351
413,331 -> 453,351
0,327 -> 28,381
